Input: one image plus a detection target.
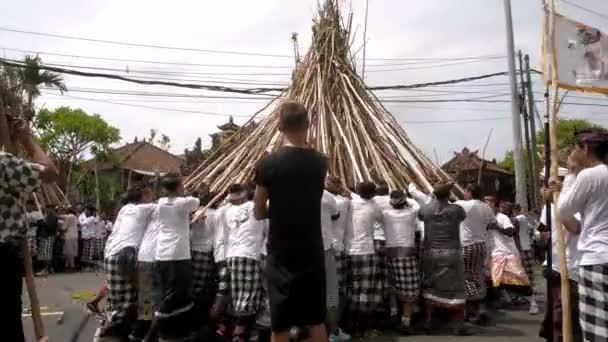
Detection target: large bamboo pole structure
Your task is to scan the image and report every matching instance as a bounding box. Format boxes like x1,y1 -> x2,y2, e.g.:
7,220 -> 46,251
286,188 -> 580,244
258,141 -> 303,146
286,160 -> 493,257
548,0 -> 572,340
185,0 -> 460,202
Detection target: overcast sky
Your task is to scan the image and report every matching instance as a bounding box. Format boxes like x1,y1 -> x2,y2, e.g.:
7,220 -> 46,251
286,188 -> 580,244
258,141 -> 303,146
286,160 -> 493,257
2,0 -> 607,163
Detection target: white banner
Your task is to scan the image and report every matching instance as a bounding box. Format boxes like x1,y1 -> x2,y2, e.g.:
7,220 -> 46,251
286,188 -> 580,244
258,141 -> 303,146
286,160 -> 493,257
544,12 -> 608,94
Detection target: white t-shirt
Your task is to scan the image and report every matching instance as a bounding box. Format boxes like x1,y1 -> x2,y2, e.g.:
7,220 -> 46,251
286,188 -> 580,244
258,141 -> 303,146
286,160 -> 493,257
540,203 -> 581,281
191,208 -> 216,253
137,207 -> 160,262
381,199 -> 419,248
213,206 -> 228,263
346,194 -> 382,255
155,196 -> 200,261
408,183 -> 433,206
558,164 -> 608,266
60,214 -> 79,240
332,195 -> 351,253
455,199 -> 495,246
260,219 -> 269,257
79,213 -> 98,239
220,201 -> 265,260
514,214 -> 534,251
104,203 -> 155,258
95,218 -> 107,239
373,195 -> 391,241
491,213 -> 519,255
321,191 -> 339,251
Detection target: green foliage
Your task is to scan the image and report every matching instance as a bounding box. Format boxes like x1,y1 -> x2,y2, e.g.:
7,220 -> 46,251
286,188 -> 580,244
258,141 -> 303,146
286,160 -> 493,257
500,118 -> 605,170
536,118 -> 599,151
146,128 -> 171,150
34,106 -> 120,163
499,150 -> 515,172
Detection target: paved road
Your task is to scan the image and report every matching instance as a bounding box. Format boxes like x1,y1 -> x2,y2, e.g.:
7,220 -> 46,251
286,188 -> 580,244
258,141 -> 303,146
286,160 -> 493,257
22,272 -> 546,342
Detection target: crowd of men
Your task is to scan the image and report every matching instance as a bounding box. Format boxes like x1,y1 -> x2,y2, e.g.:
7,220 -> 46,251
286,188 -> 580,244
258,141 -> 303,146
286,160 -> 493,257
26,204 -> 114,276
2,102 -> 608,342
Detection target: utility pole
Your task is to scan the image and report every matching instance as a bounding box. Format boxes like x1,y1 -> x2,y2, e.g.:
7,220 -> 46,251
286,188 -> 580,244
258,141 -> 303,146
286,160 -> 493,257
503,0 -> 528,212
525,54 -> 540,210
518,50 -> 534,210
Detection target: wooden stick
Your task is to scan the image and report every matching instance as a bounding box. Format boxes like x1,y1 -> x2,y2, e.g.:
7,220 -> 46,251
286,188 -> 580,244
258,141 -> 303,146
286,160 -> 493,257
22,240 -> 46,341
548,0 -> 572,341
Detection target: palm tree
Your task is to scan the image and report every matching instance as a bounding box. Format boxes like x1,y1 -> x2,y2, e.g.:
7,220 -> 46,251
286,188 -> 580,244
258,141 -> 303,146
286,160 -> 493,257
19,54 -> 67,120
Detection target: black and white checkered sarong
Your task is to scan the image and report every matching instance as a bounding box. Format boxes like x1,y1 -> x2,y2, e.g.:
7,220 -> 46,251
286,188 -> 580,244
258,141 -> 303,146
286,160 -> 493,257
217,261 -> 229,295
82,238 -> 95,262
462,242 -> 488,301
227,256 -> 262,317
256,254 -> 271,327
94,238 -> 104,260
104,255 -> 137,326
191,250 -> 216,294
37,236 -> 55,261
521,250 -> 534,287
387,255 -> 419,301
335,252 -> 347,295
578,264 -> 608,342
374,240 -> 387,301
348,253 -> 380,313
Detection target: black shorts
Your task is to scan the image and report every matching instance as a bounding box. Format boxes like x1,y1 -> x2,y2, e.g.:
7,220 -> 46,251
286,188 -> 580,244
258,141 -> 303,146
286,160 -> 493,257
265,255 -> 326,332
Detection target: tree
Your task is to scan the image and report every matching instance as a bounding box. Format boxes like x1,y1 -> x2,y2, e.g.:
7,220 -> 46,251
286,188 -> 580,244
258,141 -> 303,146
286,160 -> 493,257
499,150 -> 515,172
34,106 -> 120,191
145,128 -> 171,150
159,134 -> 171,150
19,55 -> 67,120
536,118 -> 600,151
499,118 -> 604,170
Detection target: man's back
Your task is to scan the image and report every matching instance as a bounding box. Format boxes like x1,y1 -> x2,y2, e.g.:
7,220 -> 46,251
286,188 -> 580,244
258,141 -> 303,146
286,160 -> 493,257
255,146 -> 327,268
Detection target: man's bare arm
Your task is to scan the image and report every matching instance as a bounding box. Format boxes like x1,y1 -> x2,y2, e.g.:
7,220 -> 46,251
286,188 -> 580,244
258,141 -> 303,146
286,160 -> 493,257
561,218 -> 581,234
254,185 -> 269,220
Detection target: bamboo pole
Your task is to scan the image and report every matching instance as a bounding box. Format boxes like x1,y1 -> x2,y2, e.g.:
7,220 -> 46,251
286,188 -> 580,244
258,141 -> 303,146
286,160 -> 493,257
548,0 -> 572,340
184,0 -> 459,200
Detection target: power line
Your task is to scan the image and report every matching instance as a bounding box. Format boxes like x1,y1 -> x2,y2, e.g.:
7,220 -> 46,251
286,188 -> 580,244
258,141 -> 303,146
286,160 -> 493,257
0,27 -> 506,62
362,55 -> 506,61
52,93 -> 256,117
401,116 -> 510,124
41,87 -> 278,99
0,58 -> 285,94
0,46 -> 505,69
0,27 -> 294,58
27,60 -> 291,77
0,47 -> 295,68
559,0 -> 608,21
366,57 -> 504,72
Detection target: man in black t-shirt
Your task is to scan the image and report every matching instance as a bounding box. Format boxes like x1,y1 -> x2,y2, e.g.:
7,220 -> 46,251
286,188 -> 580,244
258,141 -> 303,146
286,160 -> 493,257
254,102 -> 329,342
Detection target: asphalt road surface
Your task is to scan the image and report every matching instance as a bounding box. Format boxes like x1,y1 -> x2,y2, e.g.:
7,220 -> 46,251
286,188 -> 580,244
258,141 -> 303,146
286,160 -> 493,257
22,272 -> 546,342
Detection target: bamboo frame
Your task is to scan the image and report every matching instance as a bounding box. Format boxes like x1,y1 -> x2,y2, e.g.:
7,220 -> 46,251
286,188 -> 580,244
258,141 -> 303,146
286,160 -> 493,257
184,0 -> 461,206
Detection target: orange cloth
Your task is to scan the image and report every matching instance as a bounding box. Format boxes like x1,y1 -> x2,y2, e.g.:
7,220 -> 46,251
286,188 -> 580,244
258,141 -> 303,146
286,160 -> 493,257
490,253 -> 530,287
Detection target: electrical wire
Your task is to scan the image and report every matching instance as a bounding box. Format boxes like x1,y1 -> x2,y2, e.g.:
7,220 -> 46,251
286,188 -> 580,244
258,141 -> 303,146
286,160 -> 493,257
401,116 -> 510,124
0,46 -> 505,69
559,0 -> 608,21
0,27 -> 294,58
0,58 -> 285,94
51,93 -> 255,117
0,27 -> 506,62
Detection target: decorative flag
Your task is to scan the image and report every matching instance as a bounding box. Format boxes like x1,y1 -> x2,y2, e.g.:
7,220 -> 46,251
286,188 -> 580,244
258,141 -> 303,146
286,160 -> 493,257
543,12 -> 608,94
